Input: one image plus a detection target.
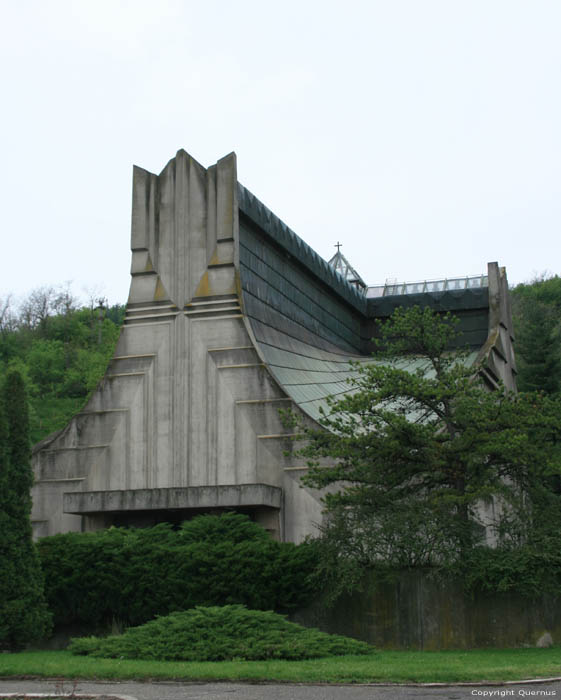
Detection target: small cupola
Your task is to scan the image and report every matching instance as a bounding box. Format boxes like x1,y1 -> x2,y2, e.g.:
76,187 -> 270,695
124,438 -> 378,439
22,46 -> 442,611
327,242 -> 367,293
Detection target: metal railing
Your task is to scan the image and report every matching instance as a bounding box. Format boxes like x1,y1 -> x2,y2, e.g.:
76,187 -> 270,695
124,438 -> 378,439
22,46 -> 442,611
366,274 -> 488,298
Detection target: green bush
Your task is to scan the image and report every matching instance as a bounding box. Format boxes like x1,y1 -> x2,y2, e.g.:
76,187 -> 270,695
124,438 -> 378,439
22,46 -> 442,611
69,605 -> 373,661
458,544 -> 561,598
38,513 -> 319,629
177,511 -> 270,545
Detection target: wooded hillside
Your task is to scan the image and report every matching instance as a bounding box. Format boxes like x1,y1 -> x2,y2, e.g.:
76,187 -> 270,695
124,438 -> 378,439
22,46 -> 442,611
510,274 -> 561,395
0,286 -> 124,445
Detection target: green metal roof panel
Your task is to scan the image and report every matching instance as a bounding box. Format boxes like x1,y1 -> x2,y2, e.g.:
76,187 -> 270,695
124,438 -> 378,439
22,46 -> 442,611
271,378 -> 355,405
261,331 -> 480,423
236,182 -> 491,425
238,185 -> 368,314
260,346 -> 337,372
250,319 -> 364,362
272,368 -> 356,387
367,288 -> 488,317
240,223 -> 364,352
243,290 -> 361,356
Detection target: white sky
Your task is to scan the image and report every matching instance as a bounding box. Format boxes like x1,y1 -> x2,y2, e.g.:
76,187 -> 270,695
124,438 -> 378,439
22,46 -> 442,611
1,0 -> 560,305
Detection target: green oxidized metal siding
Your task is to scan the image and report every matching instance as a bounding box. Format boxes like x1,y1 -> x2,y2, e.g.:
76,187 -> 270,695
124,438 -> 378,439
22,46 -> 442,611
237,184 -> 367,316
240,218 -> 365,354
366,293 -> 490,351
237,183 -> 490,423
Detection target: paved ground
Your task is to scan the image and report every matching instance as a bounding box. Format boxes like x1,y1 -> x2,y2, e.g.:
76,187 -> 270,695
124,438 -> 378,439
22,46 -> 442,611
2,679 -> 561,700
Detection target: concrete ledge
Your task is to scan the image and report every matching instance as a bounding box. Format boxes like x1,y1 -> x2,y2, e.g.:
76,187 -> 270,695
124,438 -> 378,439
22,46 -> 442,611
63,484 -> 282,514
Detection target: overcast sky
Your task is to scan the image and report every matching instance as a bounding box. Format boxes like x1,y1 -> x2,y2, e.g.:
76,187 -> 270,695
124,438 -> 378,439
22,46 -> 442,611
1,0 -> 560,306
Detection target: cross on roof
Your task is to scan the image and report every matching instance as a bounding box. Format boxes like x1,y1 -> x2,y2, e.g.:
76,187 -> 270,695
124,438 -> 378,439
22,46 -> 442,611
335,241 -> 342,252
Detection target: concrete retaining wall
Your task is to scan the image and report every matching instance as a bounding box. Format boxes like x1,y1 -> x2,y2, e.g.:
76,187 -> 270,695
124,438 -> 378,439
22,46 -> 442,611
293,571 -> 561,649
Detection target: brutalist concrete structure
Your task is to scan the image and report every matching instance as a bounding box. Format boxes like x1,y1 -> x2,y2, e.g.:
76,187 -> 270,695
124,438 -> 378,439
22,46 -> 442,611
31,149 -> 516,542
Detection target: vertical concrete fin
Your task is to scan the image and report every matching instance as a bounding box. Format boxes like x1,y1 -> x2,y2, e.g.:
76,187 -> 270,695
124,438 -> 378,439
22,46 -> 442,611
216,152 -> 239,252
487,262 -> 501,331
482,261 -> 517,391
131,165 -> 157,252
129,166 -> 159,305
186,154 -> 210,303
206,164 -> 218,263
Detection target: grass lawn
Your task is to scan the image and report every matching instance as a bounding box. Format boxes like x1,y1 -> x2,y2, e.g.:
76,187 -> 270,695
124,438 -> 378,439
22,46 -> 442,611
1,648 -> 561,684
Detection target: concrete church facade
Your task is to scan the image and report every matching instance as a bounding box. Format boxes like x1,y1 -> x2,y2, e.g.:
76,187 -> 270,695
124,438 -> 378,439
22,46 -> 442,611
31,149 -> 517,542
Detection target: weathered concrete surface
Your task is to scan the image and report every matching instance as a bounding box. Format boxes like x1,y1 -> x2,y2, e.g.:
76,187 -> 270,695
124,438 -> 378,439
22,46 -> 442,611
31,150 -> 322,543
478,262 -> 517,392
293,570 -> 561,650
63,484 -> 282,513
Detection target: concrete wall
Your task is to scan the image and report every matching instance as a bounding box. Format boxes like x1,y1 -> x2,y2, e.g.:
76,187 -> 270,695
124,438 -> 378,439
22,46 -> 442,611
293,570 -> 561,650
31,149 -> 323,542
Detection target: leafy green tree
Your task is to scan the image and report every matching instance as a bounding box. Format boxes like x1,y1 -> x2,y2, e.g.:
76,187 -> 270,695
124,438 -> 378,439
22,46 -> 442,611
512,274 -> 561,309
27,339 -> 66,396
297,307 -> 561,590
511,275 -> 561,395
0,370 -> 51,649
0,288 -> 125,445
515,298 -> 560,394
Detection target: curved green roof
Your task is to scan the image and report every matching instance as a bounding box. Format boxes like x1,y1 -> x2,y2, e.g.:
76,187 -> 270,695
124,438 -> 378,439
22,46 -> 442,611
237,183 -> 491,423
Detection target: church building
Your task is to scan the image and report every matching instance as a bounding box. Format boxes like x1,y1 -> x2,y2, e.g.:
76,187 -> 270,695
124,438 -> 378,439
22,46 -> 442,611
31,150 -> 516,542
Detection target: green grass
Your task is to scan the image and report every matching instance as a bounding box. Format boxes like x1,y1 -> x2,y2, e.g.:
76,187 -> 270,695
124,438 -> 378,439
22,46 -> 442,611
1,648 -> 561,684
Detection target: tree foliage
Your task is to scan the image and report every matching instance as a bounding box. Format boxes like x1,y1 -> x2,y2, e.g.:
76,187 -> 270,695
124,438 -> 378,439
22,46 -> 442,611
510,275 -> 561,395
297,307 -> 561,593
0,287 -> 124,444
0,370 -> 51,649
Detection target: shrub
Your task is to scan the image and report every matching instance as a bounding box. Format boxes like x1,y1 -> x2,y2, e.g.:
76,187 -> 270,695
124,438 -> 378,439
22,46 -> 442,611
37,514 -> 319,629
69,605 -> 373,661
177,511 -> 270,545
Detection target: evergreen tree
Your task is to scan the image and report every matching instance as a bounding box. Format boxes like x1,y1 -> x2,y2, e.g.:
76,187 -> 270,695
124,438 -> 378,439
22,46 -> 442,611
296,307 -> 561,592
511,276 -> 561,395
0,370 -> 51,649
515,297 -> 561,394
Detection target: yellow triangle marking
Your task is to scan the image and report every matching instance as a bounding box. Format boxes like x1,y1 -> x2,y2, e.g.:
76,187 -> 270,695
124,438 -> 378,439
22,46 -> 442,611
194,271 -> 211,297
154,277 -> 169,301
209,247 -> 220,266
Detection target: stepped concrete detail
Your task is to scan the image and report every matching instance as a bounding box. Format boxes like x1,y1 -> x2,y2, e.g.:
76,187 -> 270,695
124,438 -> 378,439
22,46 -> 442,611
31,149 -> 516,542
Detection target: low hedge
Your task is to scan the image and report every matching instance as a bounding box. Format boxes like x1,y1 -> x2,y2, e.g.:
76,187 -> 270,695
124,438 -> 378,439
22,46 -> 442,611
69,604 -> 373,661
37,513 -> 319,629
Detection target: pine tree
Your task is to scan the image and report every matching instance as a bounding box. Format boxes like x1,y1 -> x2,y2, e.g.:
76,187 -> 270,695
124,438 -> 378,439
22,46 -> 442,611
0,370 -> 51,649
511,275 -> 561,395
297,307 -> 561,580
515,297 -> 561,394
